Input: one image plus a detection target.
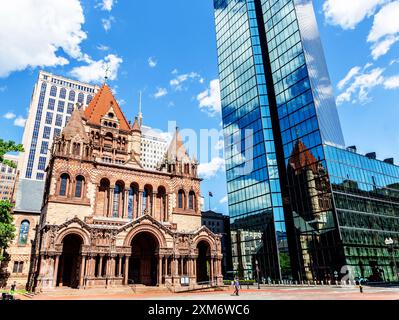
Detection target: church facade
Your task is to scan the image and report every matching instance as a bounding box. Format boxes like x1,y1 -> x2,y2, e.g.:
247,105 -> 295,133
29,84 -> 223,291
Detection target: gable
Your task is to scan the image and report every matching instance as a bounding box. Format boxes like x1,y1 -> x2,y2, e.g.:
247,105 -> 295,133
84,84 -> 131,131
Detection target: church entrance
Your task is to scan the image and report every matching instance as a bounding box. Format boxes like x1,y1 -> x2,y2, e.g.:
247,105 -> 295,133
129,232 -> 159,286
57,234 -> 83,288
197,241 -> 211,283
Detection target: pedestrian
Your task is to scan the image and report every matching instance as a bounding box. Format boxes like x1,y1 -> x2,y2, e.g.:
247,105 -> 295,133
233,278 -> 241,296
10,282 -> 16,295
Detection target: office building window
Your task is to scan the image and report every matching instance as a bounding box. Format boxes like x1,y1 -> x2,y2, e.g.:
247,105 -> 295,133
78,93 -> 84,104
55,114 -> 63,127
50,86 -> 57,97
38,157 -> 46,171
69,90 -> 76,101
43,126 -> 51,139
60,88 -> 66,99
57,101 -> 65,113
67,103 -> 74,114
48,98 -> 55,110
45,112 -> 53,125
40,141 -> 48,155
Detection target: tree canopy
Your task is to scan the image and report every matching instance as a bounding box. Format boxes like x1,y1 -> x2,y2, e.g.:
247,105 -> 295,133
0,139 -> 24,168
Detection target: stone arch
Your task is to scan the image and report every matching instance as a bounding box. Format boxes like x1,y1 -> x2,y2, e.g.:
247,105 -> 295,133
193,235 -> 215,250
55,227 -> 91,247
123,223 -> 167,248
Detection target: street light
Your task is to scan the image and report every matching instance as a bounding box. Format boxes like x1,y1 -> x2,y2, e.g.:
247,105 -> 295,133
385,237 -> 398,282
255,260 -> 260,290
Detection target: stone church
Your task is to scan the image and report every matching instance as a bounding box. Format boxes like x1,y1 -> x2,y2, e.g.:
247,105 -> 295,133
28,84 -> 223,291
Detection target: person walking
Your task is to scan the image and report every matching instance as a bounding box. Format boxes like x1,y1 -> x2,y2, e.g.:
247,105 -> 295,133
233,278 -> 241,296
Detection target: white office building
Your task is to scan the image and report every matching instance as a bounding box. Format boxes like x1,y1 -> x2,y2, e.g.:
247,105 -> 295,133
140,125 -> 168,170
15,71 -> 99,213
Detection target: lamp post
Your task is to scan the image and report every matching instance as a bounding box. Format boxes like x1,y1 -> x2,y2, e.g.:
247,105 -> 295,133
255,260 -> 260,290
385,237 -> 398,282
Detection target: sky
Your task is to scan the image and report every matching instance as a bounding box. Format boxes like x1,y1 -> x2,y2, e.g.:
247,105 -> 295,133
0,0 -> 398,215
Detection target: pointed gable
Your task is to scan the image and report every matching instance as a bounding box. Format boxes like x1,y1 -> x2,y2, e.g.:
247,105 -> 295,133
166,127 -> 191,163
288,140 -> 318,173
84,84 -> 131,131
62,107 -> 89,143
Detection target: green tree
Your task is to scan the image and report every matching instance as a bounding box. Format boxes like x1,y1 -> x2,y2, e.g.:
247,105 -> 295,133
0,201 -> 15,261
0,139 -> 24,168
0,139 -> 24,260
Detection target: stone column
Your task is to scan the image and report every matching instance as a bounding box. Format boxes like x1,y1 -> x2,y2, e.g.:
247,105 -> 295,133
138,191 -> 143,217
210,258 -> 214,283
123,256 -> 130,285
109,188 -> 115,217
194,258 -> 197,279
123,190 -> 129,219
164,257 -> 168,277
118,256 -> 123,277
99,255 -> 103,277
58,256 -> 64,287
79,255 -> 86,288
53,255 -> 60,287
158,256 -> 163,286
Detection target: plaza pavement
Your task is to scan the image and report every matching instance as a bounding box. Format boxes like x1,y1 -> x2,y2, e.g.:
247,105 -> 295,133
16,285 -> 399,300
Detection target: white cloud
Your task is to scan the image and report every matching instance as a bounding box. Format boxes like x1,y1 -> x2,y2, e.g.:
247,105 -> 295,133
0,0 -> 89,78
368,1 -> 399,42
384,75 -> 399,89
102,16 -> 115,32
97,44 -> 110,51
14,116 -> 27,128
371,35 -> 399,60
171,69 -> 179,75
98,0 -> 116,12
170,72 -> 201,91
148,57 -> 157,68
154,87 -> 168,99
323,0 -> 383,30
70,54 -> 123,84
198,157 -> 225,179
337,66 -> 361,90
197,79 -> 222,117
219,196 -> 228,204
336,66 -> 385,105
3,112 -> 16,120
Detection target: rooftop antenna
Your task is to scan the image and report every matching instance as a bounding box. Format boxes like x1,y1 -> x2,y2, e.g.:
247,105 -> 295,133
138,91 -> 143,127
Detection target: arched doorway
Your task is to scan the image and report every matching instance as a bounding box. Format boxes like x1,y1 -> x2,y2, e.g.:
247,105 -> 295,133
197,240 -> 211,283
129,232 -> 159,286
57,234 -> 83,288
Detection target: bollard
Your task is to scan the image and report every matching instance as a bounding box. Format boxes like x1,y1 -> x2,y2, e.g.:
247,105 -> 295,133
359,285 -> 363,293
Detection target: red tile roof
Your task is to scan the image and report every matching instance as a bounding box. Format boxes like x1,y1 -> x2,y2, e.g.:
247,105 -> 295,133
84,84 -> 131,131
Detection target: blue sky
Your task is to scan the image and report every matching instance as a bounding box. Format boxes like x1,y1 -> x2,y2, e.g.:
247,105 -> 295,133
0,0 -> 398,215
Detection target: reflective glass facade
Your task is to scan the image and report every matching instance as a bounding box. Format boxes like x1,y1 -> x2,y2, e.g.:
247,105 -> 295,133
325,145 -> 399,282
214,0 -> 399,283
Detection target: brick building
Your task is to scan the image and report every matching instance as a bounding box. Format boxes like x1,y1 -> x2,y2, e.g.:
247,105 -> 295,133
24,84 -> 223,291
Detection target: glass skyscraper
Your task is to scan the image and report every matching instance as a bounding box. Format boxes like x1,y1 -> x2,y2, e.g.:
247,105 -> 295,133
214,0 -> 399,282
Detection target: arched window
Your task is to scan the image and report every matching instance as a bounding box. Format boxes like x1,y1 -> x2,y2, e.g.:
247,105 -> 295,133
50,86 -> 57,97
60,88 -> 66,99
78,93 -> 84,104
18,221 -> 30,245
142,187 -> 152,215
86,95 -> 93,104
128,187 -> 134,219
178,190 -> 185,209
189,191 -> 195,210
75,176 -> 85,198
113,183 -> 123,218
69,90 -> 76,101
73,143 -> 81,156
59,173 -> 70,196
